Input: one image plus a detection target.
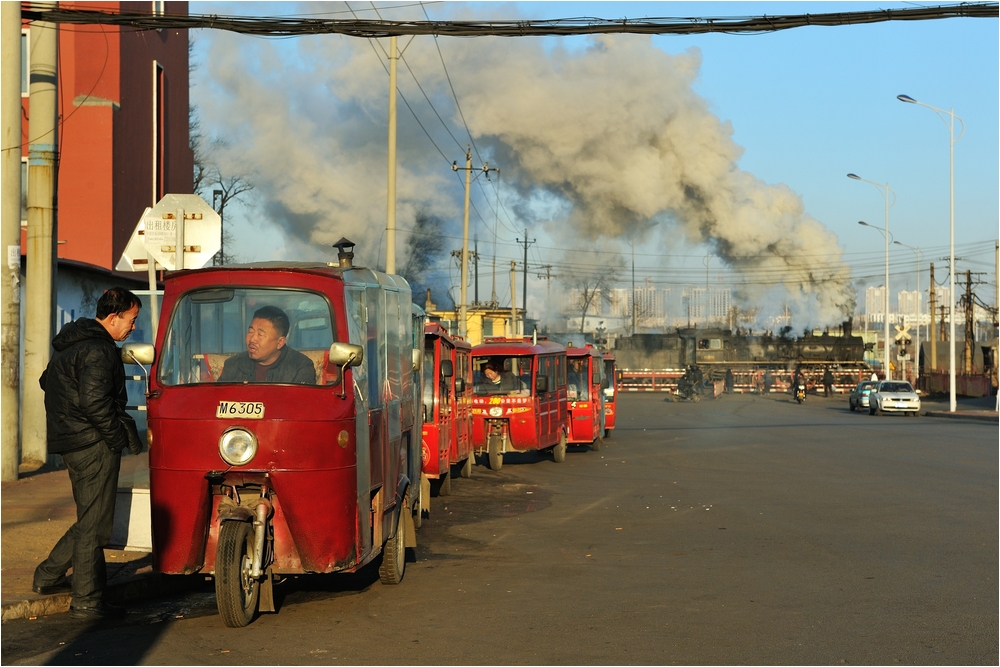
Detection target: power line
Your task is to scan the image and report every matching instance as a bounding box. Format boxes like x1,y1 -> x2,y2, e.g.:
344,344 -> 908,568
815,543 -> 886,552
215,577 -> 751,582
21,4 -> 998,37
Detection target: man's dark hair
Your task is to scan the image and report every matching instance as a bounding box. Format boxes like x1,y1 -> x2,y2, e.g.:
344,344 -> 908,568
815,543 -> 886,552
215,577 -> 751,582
96,287 -> 141,319
253,306 -> 290,338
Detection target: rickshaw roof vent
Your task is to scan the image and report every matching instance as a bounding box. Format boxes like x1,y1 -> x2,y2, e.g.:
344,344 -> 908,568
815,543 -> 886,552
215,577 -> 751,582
333,238 -> 355,268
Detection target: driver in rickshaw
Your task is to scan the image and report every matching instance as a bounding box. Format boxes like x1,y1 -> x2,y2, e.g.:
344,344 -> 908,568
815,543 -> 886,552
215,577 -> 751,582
218,305 -> 317,384
477,358 -> 522,394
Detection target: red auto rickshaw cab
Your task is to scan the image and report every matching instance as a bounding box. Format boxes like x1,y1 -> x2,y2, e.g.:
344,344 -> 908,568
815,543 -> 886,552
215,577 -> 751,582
602,352 -> 617,437
471,337 -> 568,470
565,344 -> 606,451
139,240 -> 420,627
421,323 -> 474,497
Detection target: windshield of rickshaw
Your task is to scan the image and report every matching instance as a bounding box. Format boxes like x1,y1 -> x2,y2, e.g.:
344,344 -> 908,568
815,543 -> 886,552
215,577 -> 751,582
473,355 -> 532,397
567,357 -> 589,400
158,287 -> 336,386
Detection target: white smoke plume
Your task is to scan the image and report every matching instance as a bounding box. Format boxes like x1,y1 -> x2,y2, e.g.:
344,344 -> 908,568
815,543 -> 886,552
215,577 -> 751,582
196,9 -> 855,326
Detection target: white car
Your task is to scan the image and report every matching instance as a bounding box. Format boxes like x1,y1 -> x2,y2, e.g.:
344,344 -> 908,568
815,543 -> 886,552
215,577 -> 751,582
869,381 -> 921,417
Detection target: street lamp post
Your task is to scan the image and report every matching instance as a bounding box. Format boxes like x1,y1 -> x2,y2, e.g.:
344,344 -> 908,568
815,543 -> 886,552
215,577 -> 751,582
858,221 -> 894,378
894,241 -> 922,384
897,94 -> 964,413
850,173 -> 896,380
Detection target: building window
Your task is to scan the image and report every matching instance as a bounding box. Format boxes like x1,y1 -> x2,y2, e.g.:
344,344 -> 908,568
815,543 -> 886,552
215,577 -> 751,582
21,29 -> 29,96
21,158 -> 28,224
152,61 -> 165,203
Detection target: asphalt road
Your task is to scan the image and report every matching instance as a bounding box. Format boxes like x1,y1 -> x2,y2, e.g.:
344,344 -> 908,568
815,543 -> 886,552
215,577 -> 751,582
3,393 -> 997,665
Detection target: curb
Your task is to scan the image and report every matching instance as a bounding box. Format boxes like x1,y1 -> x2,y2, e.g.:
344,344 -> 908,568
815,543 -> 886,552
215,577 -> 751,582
924,410 -> 998,423
1,572 -> 201,623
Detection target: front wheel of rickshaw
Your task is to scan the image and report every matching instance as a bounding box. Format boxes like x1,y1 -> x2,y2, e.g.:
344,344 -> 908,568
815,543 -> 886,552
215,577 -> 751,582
553,433 -> 567,463
487,434 -> 504,471
215,520 -> 260,628
378,509 -> 406,585
461,453 -> 473,478
411,482 -> 423,529
592,435 -> 602,452
604,428 -> 611,439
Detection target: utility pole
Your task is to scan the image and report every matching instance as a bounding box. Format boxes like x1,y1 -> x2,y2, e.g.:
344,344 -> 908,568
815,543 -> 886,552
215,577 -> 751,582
23,6 -> 58,469
2,2 -> 22,481
509,261 -> 517,337
928,263 -> 936,371
536,265 -> 553,318
516,229 -> 535,328
473,237 -> 479,305
452,148 -> 496,338
385,35 -> 397,274
964,269 -> 973,374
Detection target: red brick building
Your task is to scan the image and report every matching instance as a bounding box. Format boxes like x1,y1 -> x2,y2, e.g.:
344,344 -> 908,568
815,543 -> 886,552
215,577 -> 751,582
21,0 -> 192,272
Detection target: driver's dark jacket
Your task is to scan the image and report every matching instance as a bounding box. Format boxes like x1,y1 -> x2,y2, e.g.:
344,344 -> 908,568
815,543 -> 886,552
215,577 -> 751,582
218,346 -> 316,384
39,318 -> 133,455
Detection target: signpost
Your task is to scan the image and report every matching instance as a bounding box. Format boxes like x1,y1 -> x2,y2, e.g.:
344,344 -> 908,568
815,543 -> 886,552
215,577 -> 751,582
116,194 -> 221,337
894,324 -> 912,380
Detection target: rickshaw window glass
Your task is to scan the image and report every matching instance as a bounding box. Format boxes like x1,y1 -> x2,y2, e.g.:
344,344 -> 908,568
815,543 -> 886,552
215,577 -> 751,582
567,357 -> 588,400
423,340 -> 436,419
365,287 -> 384,408
157,288 -> 335,386
345,288 -> 367,400
473,355 -> 530,397
386,291 -> 401,403
556,355 -> 566,387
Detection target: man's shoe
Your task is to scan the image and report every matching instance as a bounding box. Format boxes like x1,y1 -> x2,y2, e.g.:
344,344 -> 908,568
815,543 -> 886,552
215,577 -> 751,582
69,601 -> 127,619
32,576 -> 72,595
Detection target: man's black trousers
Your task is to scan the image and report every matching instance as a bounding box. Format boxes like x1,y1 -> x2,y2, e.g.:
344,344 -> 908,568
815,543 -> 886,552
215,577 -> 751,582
34,442 -> 121,607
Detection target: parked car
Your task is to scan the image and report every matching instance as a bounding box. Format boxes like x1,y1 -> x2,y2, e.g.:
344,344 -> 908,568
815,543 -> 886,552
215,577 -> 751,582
868,381 -> 921,417
848,381 -> 877,411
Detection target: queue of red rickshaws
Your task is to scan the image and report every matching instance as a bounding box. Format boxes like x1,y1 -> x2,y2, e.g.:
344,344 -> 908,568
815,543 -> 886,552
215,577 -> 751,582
120,240 -> 617,627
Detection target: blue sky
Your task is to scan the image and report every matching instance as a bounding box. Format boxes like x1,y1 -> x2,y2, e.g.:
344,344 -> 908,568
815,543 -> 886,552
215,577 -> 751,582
190,2 -> 998,322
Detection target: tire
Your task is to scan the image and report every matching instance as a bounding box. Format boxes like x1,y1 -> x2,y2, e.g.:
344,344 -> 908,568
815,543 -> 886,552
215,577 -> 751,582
438,470 -> 451,497
592,435 -> 602,452
876,405 -> 883,416
604,428 -> 611,439
553,432 -> 567,463
378,509 -> 406,585
487,433 -> 504,471
461,453 -> 473,479
849,402 -> 856,412
215,520 -> 259,628
692,394 -> 700,403
869,404 -> 876,416
912,411 -> 920,418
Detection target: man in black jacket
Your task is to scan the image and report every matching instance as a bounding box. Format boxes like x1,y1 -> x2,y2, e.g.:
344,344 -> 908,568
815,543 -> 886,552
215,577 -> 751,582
33,287 -> 143,619
218,305 -> 316,384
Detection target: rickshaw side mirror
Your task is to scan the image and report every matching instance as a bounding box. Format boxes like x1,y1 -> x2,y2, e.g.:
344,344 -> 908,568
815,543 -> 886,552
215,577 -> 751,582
454,377 -> 465,394
122,342 -> 155,396
122,343 -> 155,366
440,359 -> 454,377
536,375 -> 549,393
328,342 -> 364,367
412,348 -> 422,372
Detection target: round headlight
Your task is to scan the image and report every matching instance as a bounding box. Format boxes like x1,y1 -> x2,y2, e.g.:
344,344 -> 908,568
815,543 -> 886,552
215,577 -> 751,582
489,407 -> 504,417
219,427 -> 258,466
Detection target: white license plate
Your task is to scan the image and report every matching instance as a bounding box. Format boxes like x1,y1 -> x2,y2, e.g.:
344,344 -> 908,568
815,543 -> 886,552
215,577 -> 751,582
216,401 -> 265,419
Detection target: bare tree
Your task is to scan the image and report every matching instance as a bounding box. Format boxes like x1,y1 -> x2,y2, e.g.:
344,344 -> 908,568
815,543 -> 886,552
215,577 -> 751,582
561,256 -> 624,334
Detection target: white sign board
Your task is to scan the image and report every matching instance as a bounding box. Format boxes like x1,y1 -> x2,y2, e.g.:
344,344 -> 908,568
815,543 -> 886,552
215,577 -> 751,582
893,323 -> 911,343
116,194 -> 221,272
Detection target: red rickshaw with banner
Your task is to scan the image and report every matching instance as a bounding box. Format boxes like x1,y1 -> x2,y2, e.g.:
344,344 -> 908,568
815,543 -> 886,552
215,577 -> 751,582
127,240 -> 420,627
565,344 -> 607,451
471,336 -> 568,470
421,322 -> 473,498
602,352 -> 617,437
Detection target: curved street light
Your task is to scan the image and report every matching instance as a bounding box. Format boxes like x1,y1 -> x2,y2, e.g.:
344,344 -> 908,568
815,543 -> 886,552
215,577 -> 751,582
851,175 -> 896,380
897,94 -> 964,412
